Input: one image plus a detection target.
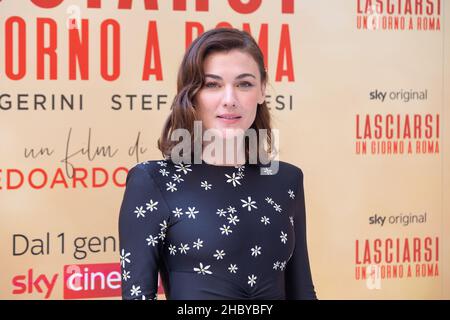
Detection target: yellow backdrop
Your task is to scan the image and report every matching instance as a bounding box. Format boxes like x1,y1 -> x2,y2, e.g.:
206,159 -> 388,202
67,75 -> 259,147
0,0 -> 448,299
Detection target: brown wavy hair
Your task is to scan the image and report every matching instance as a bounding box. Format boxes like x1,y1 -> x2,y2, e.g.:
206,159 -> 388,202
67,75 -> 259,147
158,27 -> 273,163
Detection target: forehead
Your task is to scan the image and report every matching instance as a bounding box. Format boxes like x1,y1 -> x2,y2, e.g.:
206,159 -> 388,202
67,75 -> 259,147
203,50 -> 259,74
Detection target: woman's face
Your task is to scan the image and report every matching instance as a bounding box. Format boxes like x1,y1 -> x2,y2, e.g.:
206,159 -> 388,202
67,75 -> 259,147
194,49 -> 266,139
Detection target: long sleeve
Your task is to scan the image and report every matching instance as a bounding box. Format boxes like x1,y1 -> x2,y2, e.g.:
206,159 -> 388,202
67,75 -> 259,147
285,169 -> 317,299
118,164 -> 170,300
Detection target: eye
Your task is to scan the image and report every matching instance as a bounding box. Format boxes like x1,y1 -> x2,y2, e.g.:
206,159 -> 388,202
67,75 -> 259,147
238,81 -> 254,88
204,82 -> 219,88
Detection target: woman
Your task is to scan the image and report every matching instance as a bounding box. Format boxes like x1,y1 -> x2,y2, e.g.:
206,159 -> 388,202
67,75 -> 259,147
118,28 -> 316,300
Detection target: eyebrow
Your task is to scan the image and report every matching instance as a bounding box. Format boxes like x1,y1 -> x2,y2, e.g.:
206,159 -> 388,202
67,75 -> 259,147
204,73 -> 256,80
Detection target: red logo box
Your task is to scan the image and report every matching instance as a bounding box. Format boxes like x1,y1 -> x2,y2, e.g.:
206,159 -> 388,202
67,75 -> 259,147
63,263 -> 121,299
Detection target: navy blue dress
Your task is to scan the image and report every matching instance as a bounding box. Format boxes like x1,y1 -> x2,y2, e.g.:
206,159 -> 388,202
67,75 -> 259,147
118,159 -> 316,300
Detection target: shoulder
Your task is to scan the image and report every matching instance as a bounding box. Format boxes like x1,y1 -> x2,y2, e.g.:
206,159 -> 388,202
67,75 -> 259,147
125,159 -> 168,184
263,160 -> 304,178
279,160 -> 304,176
259,160 -> 305,193
131,159 -> 170,172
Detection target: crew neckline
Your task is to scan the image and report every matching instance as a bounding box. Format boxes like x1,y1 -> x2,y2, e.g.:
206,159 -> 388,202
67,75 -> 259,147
200,159 -> 247,168
164,158 -> 259,168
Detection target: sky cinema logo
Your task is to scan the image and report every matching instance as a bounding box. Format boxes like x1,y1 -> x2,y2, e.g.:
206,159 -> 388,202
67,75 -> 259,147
11,263 -> 122,299
63,263 -> 121,299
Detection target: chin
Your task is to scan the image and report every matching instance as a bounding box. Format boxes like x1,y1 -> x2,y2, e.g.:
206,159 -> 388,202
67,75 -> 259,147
219,127 -> 248,140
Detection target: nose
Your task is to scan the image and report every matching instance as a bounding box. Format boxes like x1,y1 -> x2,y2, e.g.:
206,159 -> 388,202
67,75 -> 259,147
222,84 -> 238,108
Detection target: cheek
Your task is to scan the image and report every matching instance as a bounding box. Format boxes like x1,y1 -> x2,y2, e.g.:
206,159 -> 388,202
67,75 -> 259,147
242,102 -> 258,125
196,95 -> 217,120
247,112 -> 257,129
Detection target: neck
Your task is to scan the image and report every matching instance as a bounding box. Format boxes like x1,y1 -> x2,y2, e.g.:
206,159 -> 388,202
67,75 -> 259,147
202,136 -> 246,167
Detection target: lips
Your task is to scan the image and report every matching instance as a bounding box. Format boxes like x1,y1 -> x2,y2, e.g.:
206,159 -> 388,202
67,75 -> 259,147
217,114 -> 242,119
